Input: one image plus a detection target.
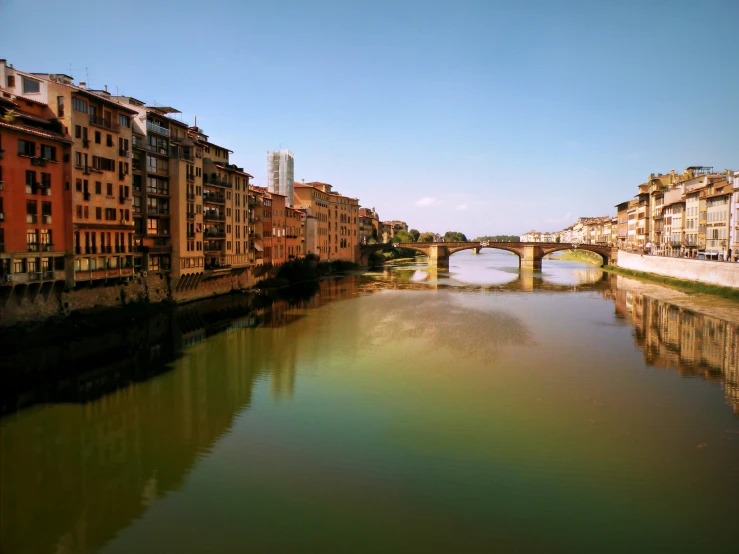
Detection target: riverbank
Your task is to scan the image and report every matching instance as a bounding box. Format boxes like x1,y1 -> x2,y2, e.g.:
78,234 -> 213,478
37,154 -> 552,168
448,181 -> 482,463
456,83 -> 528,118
604,264 -> 739,303
0,257 -> 360,330
548,249 -> 603,265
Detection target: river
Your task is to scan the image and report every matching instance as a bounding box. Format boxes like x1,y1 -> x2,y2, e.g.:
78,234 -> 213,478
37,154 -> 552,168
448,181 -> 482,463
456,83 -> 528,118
1,250 -> 738,554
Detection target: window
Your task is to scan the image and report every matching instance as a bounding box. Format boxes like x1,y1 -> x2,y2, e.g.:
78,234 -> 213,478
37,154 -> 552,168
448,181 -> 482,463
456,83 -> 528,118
72,97 -> 88,113
95,181 -> 102,194
41,173 -> 51,188
57,96 -> 65,117
18,139 -> 36,156
107,182 -> 113,196
6,75 -> 15,88
22,77 -> 40,94
119,114 -> 130,128
106,134 -> 113,147
94,130 -> 101,144
27,229 -> 39,250
91,156 -> 115,171
40,144 -> 57,161
75,125 -> 82,139
96,207 -> 102,220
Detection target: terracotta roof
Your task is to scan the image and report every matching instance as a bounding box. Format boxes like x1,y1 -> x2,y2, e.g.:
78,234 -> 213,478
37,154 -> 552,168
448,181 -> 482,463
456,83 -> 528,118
214,164 -> 253,178
0,120 -> 72,143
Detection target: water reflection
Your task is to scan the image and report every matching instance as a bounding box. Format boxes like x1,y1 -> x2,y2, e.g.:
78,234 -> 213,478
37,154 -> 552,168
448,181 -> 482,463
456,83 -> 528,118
607,281 -> 739,415
0,278 -> 359,554
1,265 -> 739,554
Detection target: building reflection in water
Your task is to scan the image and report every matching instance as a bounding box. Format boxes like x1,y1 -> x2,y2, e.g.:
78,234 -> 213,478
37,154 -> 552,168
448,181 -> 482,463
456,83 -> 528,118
0,277 -> 359,554
1,272 -> 738,554
608,282 -> 739,415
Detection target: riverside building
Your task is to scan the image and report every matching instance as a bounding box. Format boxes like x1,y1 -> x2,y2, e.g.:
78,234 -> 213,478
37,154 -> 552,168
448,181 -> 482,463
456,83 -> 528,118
0,91 -> 72,289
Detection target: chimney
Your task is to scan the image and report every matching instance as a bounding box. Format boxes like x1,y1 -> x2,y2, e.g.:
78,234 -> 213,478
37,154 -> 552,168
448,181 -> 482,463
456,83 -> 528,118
104,85 -> 108,92
79,82 -> 86,89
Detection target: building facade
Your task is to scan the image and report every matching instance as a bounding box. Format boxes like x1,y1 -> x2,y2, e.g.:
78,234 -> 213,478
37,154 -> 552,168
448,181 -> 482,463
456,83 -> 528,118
0,91 -> 72,288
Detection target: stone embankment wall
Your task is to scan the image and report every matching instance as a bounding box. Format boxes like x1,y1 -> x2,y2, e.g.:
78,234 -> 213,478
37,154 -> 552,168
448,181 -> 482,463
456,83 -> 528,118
0,270 -> 261,327
617,251 -> 739,288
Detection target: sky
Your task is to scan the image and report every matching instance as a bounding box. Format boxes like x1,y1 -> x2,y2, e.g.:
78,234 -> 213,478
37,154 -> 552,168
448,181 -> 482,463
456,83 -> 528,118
1,0 -> 737,237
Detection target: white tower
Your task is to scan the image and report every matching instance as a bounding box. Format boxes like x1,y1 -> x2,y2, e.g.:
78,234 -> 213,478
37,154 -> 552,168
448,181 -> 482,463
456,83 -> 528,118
267,150 -> 295,206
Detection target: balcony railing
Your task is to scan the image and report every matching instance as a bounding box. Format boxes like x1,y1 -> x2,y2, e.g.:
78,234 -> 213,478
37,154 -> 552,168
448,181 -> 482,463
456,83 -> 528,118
186,212 -> 195,220
203,192 -> 225,204
204,230 -> 226,238
89,115 -> 120,132
203,212 -> 225,221
147,121 -> 170,137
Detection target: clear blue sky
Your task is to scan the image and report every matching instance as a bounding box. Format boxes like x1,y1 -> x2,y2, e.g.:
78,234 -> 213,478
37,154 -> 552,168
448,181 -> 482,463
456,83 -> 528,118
2,0 -> 737,237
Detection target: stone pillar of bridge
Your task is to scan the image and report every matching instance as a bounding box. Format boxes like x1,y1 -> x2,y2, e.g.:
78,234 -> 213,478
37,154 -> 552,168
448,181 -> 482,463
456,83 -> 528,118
609,247 -> 618,266
427,245 -> 449,269
520,245 -> 543,271
473,247 -> 480,255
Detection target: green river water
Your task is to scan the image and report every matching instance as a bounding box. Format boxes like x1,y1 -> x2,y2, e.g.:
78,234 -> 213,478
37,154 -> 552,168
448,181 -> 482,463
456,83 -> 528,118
1,250 -> 738,553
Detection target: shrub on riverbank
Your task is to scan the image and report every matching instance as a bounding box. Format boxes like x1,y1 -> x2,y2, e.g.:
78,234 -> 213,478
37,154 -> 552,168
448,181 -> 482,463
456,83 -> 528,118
256,256 -> 359,289
604,265 -> 739,302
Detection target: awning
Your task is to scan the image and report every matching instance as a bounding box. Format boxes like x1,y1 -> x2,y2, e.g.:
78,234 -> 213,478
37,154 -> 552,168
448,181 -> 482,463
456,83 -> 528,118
254,242 -> 264,252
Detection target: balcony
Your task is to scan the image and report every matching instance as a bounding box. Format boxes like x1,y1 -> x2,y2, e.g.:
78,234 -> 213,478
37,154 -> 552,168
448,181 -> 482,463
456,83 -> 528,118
187,192 -> 195,201
28,271 -> 42,282
203,192 -> 225,204
147,207 -> 170,216
203,212 -> 225,222
147,121 -> 170,137
119,149 -> 131,157
27,243 -> 39,252
204,230 -> 225,239
30,156 -> 48,167
147,165 -> 169,176
132,136 -> 146,150
26,214 -> 38,224
186,212 -> 195,220
89,115 -> 120,132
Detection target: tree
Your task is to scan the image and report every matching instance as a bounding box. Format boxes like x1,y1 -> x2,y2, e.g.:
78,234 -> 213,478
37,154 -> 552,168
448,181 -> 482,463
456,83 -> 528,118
444,231 -> 468,242
393,229 -> 415,243
418,232 -> 435,242
409,229 -> 420,241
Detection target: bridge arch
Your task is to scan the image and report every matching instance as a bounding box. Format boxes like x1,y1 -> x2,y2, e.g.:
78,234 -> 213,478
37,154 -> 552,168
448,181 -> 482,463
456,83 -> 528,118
539,244 -> 611,266
447,244 -> 522,261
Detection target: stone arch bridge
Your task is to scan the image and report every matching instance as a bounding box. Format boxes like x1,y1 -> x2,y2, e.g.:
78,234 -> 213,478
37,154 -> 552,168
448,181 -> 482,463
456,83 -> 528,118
359,241 -> 617,270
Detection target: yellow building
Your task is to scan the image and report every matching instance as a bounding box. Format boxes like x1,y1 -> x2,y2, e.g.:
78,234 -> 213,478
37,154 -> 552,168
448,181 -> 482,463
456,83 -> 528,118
202,142 -> 253,272
5,72 -> 144,285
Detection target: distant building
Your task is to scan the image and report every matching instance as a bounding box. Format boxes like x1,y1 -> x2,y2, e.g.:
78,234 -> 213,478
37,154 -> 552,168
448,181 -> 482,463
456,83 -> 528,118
267,150 -> 294,207
359,207 -> 380,244
380,220 -> 408,243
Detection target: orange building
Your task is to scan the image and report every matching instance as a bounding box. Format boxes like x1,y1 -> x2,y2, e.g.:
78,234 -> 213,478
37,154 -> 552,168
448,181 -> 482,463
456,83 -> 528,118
0,91 -> 72,288
286,206 -> 303,260
295,181 -> 359,262
270,192 -> 287,266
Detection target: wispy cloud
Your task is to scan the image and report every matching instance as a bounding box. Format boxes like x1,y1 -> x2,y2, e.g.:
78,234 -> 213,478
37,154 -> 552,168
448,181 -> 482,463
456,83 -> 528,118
546,212 -> 572,224
456,204 -> 468,211
416,196 -> 442,207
